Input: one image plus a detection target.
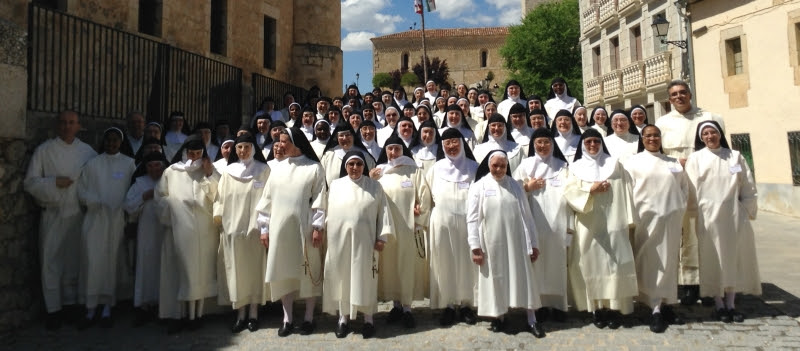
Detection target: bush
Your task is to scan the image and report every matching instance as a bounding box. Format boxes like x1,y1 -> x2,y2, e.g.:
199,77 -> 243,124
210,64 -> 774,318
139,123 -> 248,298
372,73 -> 393,89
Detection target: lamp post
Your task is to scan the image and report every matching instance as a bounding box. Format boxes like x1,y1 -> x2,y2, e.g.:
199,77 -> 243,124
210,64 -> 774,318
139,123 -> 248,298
356,73 -> 360,88
651,14 -> 687,49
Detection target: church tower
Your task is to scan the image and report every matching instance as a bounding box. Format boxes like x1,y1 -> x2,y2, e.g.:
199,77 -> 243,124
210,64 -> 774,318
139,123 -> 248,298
291,0 -> 343,97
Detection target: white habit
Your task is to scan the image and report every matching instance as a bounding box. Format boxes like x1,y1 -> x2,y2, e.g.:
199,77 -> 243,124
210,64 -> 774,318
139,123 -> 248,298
124,175 -> 166,307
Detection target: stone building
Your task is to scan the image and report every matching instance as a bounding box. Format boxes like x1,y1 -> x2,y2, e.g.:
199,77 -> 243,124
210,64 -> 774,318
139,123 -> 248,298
578,0 -> 687,121
371,27 -> 510,91
688,0 -> 800,217
0,0 -> 341,333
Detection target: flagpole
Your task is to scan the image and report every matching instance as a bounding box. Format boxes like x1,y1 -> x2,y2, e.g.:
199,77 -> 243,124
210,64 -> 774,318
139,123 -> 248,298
421,8 -> 428,84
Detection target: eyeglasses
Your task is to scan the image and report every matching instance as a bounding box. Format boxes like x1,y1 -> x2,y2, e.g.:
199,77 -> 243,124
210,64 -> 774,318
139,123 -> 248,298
583,139 -> 601,145
346,161 -> 364,167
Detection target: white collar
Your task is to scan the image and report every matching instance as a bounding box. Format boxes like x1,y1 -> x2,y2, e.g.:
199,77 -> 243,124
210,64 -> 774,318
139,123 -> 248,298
434,143 -> 477,182
376,155 -> 417,174
226,158 -> 268,180
528,149 -> 566,179
570,148 -> 617,182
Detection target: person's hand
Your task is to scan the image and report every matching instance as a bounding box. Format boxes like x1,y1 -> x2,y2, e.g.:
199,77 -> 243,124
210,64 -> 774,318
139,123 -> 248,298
530,248 -> 540,262
312,229 -> 323,248
55,176 -> 73,188
590,180 -> 610,194
679,158 -> 687,168
413,203 -> 421,216
369,168 -> 382,180
525,177 -> 545,192
213,216 -> 222,227
472,249 -> 484,266
374,240 -> 385,251
142,189 -> 154,201
202,157 -> 214,177
260,233 -> 269,248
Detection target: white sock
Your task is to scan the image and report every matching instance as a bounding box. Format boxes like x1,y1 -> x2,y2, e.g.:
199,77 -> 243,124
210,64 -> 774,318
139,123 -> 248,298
304,297 -> 315,322
714,296 -> 725,310
364,314 -> 374,324
237,307 -> 246,320
101,305 -> 111,318
527,309 -> 537,325
725,291 -> 736,309
86,307 -> 95,319
196,299 -> 204,318
188,301 -> 196,320
403,305 -> 411,313
281,295 -> 294,323
652,304 -> 661,314
249,304 -> 259,319
338,314 -> 350,325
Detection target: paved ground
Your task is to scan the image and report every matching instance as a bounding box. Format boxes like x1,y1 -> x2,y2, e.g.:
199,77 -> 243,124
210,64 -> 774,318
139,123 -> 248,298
4,211 -> 800,351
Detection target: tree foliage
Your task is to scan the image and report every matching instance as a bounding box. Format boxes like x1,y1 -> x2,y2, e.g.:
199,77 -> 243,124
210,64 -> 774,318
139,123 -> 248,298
412,56 -> 450,88
401,72 -> 419,87
499,0 -> 583,101
372,72 -> 393,89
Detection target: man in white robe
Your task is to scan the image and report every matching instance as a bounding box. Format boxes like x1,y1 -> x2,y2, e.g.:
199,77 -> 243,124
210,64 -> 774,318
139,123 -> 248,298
76,127 -> 136,328
256,129 -> 326,336
544,77 -> 581,119
24,110 -> 96,329
655,79 -> 725,305
496,80 -> 527,119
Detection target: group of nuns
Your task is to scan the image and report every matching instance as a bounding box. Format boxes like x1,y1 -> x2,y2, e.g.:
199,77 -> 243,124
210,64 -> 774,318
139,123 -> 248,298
67,78 -> 758,340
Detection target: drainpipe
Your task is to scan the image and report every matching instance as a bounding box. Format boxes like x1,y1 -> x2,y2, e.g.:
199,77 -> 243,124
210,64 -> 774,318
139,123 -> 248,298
675,0 -> 697,106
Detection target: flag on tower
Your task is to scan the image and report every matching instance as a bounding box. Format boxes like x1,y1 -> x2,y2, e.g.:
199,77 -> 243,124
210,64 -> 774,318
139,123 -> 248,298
414,0 -> 423,14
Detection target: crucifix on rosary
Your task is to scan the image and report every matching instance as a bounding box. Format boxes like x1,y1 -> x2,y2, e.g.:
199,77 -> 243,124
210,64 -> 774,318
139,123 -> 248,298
372,255 -> 379,278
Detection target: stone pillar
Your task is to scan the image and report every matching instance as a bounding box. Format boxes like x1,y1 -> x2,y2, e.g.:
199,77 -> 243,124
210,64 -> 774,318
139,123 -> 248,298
291,0 -> 343,98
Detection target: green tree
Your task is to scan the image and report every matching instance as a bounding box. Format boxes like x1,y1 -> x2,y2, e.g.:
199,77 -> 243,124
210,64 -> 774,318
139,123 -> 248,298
400,72 -> 419,87
499,0 -> 583,102
372,72 -> 393,89
412,56 -> 450,88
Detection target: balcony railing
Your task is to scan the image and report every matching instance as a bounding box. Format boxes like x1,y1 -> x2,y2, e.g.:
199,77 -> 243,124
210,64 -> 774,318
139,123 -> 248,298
621,61 -> 645,95
581,3 -> 599,34
645,51 -> 673,88
601,70 -> 622,100
618,0 -> 639,15
599,0 -> 617,24
585,77 -> 603,105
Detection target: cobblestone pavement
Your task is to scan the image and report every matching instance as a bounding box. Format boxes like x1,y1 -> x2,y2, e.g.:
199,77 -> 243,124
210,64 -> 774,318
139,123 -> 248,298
5,211 -> 800,351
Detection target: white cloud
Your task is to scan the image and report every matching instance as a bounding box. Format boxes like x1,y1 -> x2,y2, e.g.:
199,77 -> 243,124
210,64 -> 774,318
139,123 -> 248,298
497,7 -> 522,25
433,0 -> 477,20
342,31 -> 376,51
462,14 -> 495,26
341,0 -> 404,34
485,0 -> 518,10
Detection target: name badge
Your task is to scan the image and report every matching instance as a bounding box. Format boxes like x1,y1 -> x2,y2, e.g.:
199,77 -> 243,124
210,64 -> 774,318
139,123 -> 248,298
458,182 -> 470,189
485,189 -> 497,197
253,181 -> 265,189
729,164 -> 742,174
401,180 -> 413,188
112,171 -> 125,180
669,167 -> 682,173
549,178 -> 562,187
416,161 -> 423,168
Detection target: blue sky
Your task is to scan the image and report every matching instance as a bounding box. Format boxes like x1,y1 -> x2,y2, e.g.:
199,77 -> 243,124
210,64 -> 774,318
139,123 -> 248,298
340,0 -> 523,93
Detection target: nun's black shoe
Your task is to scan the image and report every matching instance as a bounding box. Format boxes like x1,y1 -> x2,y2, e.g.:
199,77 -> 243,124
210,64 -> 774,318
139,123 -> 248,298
335,323 -> 350,338
490,318 -> 505,333
592,310 -> 607,329
460,307 -> 478,325
187,318 -> 203,331
606,311 -> 622,330
45,312 -> 62,330
166,319 -> 184,334
402,311 -> 416,328
247,318 -> 259,332
299,321 -> 314,335
386,306 -> 403,323
278,322 -> 294,337
76,317 -> 94,331
728,309 -> 745,323
551,308 -> 568,323
661,305 -> 684,325
231,319 -> 247,333
362,323 -> 376,339
439,307 -> 456,326
649,313 -> 668,333
713,308 -> 732,323
535,308 -> 550,323
701,297 -> 715,307
680,285 -> 699,306
99,316 -> 113,328
528,322 -> 546,338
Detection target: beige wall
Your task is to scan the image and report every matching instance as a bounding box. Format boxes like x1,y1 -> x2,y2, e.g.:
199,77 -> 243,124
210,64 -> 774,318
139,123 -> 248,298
372,35 -> 509,90
690,0 -> 800,216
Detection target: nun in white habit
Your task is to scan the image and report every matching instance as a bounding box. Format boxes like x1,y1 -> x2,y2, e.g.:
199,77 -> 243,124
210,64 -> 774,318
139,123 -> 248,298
496,80 -> 527,119
603,110 -> 640,163
623,124 -> 688,333
508,103 -> 534,156
550,109 -> 582,163
319,123 -> 376,186
310,119 -> 331,160
439,104 -> 476,150
512,128 -> 572,322
213,134 -> 270,333
467,150 -> 545,337
544,77 -> 582,119
322,151 -> 394,339
409,119 -> 443,171
427,129 -> 479,326
564,128 -> 637,329
685,121 -> 759,323
472,114 -> 524,172
257,128 -> 326,336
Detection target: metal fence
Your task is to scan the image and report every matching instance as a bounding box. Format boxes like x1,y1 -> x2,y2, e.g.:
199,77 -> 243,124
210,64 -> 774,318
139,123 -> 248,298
788,131 -> 800,185
27,3 -> 242,128
252,73 -> 308,115
730,133 -> 755,182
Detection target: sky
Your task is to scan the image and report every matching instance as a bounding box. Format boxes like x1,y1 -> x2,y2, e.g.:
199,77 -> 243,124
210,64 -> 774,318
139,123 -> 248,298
340,0 -> 523,94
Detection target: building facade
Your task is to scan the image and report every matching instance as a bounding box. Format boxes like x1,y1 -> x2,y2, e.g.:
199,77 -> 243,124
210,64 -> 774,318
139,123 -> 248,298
688,0 -> 800,217
579,0 -> 687,122
371,27 -> 510,91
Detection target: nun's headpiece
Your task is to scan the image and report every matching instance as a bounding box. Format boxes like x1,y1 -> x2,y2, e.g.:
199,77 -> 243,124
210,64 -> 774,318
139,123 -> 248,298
475,150 -> 512,181
227,134 -> 268,165
587,106 -> 612,130
323,122 -> 368,155
636,124 -> 665,153
529,128 -> 569,163
441,128 -> 477,161
549,109 -> 581,136
266,127 -> 320,163
131,151 -> 168,180
338,150 -> 370,178
547,77 -> 573,99
170,134 -> 208,164
573,128 -> 611,161
501,79 -> 526,100
609,109 -> 640,136
482,113 -> 516,143
376,134 -> 415,164
693,120 -> 730,151
409,119 -> 445,160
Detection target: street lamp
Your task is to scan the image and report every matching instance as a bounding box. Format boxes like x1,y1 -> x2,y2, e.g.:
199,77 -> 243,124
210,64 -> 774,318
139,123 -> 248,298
356,73 -> 360,88
651,14 -> 687,49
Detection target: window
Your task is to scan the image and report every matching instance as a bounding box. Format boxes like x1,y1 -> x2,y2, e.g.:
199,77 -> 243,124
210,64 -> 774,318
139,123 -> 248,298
789,131 -> 800,185
401,52 -> 409,71
210,0 -> 227,55
263,16 -> 276,70
731,133 -> 755,181
725,37 -> 743,76
480,50 -> 488,68
610,37 -> 620,70
795,23 -> 800,65
138,0 -> 162,37
592,46 -> 601,76
630,25 -> 642,61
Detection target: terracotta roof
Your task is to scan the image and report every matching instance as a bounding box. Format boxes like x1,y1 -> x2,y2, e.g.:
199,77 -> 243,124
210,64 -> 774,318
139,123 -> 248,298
372,27 -> 509,40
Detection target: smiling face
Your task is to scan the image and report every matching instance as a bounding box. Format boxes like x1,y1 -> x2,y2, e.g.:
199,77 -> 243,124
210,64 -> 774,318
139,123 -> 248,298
360,125 -> 375,142
555,115 -> 572,133
447,111 -> 462,126
337,130 -> 354,149
574,108 -> 588,127
420,127 -> 435,144
593,109 -> 608,125
701,126 -> 721,149
528,99 -> 542,111
443,138 -> 461,157
611,114 -> 630,135
552,82 -> 566,95
277,133 -> 301,158
386,144 -> 403,161
315,123 -> 330,141
510,113 -> 526,129
146,160 -> 165,180
583,137 -> 602,155
103,132 -> 122,155
416,108 -> 430,122
668,84 -> 693,113
483,104 -> 497,117
641,126 -> 662,152
489,122 -> 505,138
385,109 -> 399,127
302,112 -> 315,127
346,158 -> 365,179
235,142 -> 253,161
533,137 -> 552,157
631,108 -> 646,126
398,121 -> 415,139
457,100 -> 470,115
256,118 -> 271,134
489,155 -> 508,180
529,114 -> 546,129
349,114 -> 362,130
